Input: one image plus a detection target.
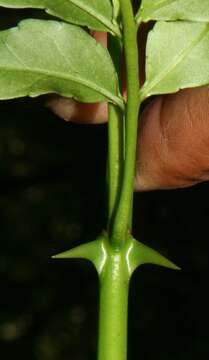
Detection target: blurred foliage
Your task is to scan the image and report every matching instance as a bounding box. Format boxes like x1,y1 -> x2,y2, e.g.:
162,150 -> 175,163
0,7 -> 209,360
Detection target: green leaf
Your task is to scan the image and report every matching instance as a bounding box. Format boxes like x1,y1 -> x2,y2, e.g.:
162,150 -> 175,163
0,19 -> 123,108
140,21 -> 209,99
0,0 -> 121,36
136,0 -> 209,24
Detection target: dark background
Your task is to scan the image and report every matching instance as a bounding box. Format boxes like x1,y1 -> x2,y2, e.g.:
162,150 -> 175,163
0,8 -> 209,360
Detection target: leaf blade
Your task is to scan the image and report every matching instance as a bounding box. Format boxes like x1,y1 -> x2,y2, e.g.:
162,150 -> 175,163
140,21 -> 209,99
137,0 -> 209,24
0,19 -> 123,108
0,0 -> 121,35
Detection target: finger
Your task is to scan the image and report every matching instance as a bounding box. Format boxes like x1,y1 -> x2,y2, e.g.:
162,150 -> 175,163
135,86 -> 209,190
46,96 -> 107,124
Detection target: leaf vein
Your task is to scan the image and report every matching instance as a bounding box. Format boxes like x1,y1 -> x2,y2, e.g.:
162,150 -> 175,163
0,64 -> 123,107
51,0 -> 120,36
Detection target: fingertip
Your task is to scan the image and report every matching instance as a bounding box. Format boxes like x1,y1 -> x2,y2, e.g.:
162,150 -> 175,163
46,96 -> 108,124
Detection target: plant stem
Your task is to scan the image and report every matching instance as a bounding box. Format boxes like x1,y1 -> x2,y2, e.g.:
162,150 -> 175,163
107,35 -> 124,230
108,104 -> 124,226
97,248 -> 129,360
111,0 -> 140,247
98,3 -> 140,359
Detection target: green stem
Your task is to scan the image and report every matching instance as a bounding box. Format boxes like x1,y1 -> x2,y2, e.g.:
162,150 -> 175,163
97,249 -> 129,360
111,0 -> 140,247
107,35 -> 124,231
108,104 -> 124,226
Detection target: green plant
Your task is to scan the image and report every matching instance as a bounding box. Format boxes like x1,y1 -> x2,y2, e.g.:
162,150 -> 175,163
0,1 -> 209,359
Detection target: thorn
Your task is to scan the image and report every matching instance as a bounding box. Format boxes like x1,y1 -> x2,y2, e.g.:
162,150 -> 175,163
52,235 -> 108,274
128,238 -> 181,275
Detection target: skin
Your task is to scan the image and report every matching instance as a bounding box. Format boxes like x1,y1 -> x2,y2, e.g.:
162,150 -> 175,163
47,32 -> 209,191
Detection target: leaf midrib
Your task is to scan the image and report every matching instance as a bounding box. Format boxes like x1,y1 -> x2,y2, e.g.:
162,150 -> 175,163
0,63 -> 123,107
143,0 -> 179,12
0,0 -> 120,35
46,0 -> 120,36
140,24 -> 209,98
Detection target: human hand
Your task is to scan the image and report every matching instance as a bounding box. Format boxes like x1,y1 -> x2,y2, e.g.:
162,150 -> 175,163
47,32 -> 209,191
